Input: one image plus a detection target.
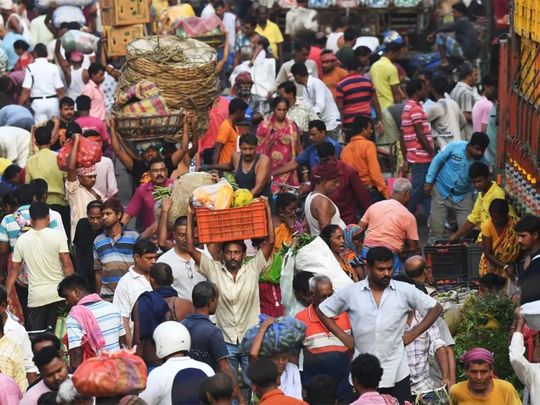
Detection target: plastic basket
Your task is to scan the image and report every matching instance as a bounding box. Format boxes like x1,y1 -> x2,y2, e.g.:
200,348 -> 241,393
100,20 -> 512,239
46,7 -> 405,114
195,199 -> 268,244
466,244 -> 483,279
424,242 -> 468,280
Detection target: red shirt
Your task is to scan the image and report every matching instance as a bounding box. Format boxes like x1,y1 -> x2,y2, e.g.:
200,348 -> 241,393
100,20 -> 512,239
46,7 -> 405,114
400,99 -> 433,164
329,160 -> 372,224
296,304 -> 352,355
308,46 -> 323,77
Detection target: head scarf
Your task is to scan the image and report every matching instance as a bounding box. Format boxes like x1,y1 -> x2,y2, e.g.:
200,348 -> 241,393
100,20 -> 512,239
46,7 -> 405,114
235,71 -> 254,85
344,224 -> 363,255
321,51 -> 337,63
77,165 -> 97,177
311,162 -> 341,183
461,347 -> 494,366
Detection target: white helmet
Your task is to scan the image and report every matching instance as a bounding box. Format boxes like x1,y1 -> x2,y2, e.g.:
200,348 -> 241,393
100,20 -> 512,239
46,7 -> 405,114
153,321 -> 191,359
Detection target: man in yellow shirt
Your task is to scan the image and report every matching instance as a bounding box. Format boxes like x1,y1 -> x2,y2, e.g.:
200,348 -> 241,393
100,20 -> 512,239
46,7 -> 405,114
450,347 -> 520,405
255,6 -> 283,61
449,162 -> 514,242
369,42 -> 404,110
213,98 -> 248,165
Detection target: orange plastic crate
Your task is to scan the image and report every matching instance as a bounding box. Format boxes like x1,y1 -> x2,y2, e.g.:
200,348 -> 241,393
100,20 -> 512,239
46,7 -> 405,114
195,199 -> 268,244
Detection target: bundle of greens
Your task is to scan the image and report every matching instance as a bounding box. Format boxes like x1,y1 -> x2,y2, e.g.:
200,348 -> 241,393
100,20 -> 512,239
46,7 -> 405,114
454,293 -> 520,387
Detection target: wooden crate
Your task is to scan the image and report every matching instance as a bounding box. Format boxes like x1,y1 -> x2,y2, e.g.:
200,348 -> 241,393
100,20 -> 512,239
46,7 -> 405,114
100,0 -> 150,27
104,25 -> 145,56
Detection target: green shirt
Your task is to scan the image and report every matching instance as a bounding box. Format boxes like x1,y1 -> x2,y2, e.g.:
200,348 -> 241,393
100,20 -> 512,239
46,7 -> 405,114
25,148 -> 68,206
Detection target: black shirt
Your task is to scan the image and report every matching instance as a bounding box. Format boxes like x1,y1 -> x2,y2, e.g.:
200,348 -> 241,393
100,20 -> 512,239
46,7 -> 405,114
73,218 -> 103,292
519,249 -> 540,305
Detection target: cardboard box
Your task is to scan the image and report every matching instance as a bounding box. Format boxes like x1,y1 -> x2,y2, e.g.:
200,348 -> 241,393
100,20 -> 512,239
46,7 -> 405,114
100,0 -> 150,27
105,24 -> 145,57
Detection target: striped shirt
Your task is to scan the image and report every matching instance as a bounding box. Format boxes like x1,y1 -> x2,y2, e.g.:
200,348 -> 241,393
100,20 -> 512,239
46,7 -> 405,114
336,73 -> 375,125
66,299 -> 125,353
295,305 -> 351,354
93,230 -> 138,298
0,335 -> 27,393
400,99 -> 434,164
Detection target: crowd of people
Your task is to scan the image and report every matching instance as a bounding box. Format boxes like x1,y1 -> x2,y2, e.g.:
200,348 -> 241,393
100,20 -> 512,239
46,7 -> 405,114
0,0 -> 538,404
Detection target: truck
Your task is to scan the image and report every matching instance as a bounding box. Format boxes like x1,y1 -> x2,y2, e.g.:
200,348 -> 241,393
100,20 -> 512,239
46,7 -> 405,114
497,0 -> 540,216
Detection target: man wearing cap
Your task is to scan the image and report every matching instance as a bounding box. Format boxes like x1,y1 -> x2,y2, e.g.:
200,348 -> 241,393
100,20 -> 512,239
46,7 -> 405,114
65,133 -> 102,241
450,347 -> 521,404
19,43 -> 64,124
231,71 -> 268,126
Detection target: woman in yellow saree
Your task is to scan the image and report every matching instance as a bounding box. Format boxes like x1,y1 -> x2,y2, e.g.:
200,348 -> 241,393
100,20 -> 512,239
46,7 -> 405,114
479,198 -> 520,276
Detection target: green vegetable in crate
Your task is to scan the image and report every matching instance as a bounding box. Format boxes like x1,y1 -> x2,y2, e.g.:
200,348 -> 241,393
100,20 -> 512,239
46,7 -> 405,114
232,188 -> 253,208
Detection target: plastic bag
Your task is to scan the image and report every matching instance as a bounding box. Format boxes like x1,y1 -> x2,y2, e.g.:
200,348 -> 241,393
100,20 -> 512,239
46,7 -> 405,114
241,315 -> 306,357
52,6 -> 85,28
521,300 -> 540,331
192,179 -> 234,210
57,137 -> 102,170
61,30 -> 99,54
72,349 -> 147,397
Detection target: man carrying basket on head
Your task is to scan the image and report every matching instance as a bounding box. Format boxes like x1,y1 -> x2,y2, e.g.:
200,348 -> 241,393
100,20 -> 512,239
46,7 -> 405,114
185,197 -> 274,395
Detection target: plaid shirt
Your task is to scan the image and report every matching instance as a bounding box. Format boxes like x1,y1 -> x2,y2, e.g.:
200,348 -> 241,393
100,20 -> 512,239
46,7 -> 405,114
405,311 -> 446,394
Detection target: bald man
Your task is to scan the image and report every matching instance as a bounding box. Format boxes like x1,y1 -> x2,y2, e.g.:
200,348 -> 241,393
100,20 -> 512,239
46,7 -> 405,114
404,255 -> 457,387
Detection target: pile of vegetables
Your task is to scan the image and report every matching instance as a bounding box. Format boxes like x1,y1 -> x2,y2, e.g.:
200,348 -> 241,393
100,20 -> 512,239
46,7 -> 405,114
453,292 -> 520,387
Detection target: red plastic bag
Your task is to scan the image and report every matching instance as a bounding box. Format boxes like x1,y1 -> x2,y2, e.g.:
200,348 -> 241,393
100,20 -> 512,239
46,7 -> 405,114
57,137 -> 102,170
72,349 -> 147,397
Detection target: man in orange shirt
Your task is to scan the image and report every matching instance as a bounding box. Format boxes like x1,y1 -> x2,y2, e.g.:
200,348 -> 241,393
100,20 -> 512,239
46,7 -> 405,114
341,115 -> 388,202
247,358 -> 308,405
295,275 -> 354,403
213,98 -> 248,164
320,50 -> 348,100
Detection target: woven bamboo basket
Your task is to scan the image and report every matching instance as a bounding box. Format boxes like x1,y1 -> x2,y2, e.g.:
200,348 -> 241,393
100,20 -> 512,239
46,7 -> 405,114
117,36 -> 219,112
113,110 -> 184,143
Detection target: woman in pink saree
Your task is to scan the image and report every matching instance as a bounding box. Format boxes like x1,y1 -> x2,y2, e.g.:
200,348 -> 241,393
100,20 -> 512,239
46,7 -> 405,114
256,97 -> 302,193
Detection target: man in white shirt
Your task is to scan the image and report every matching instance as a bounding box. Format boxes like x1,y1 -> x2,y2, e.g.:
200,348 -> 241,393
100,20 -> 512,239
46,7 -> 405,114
113,238 -> 157,348
19,43 -> 64,124
317,246 -> 443,404
275,41 -> 318,96
0,126 -> 30,167
449,62 -> 479,140
139,321 -> 214,405
157,215 -> 207,301
0,285 -> 38,384
6,202 -> 74,331
285,0 -> 318,39
291,62 -> 341,137
426,76 -> 467,151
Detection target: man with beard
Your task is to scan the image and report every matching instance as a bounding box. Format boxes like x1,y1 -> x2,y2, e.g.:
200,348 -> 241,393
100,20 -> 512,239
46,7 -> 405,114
123,157 -> 174,234
317,246 -> 443,404
203,134 -> 271,198
94,198 -> 138,301
109,116 -> 189,191
231,72 -> 268,126
424,132 -> 489,242
48,97 -> 74,151
186,198 -> 274,391
20,346 -> 69,405
514,215 -> 540,305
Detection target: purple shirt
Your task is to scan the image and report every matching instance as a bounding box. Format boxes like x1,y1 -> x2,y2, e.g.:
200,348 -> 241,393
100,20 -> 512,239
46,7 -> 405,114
472,95 -> 493,133
126,179 -> 173,230
75,115 -> 110,144
350,391 -> 399,405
